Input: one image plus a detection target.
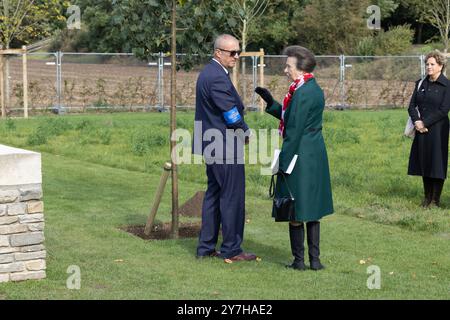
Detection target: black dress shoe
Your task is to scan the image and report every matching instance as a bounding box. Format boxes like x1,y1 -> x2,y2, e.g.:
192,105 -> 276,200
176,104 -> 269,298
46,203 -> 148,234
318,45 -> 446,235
285,261 -> 306,271
196,251 -> 220,259
310,261 -> 325,271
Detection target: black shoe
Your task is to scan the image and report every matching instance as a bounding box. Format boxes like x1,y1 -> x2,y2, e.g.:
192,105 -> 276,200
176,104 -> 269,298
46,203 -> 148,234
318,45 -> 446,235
310,261 -> 325,271
196,250 -> 220,259
285,261 -> 306,271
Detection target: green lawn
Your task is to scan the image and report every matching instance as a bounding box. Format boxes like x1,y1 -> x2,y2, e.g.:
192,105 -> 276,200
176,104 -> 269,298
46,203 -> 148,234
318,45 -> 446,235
0,110 -> 449,299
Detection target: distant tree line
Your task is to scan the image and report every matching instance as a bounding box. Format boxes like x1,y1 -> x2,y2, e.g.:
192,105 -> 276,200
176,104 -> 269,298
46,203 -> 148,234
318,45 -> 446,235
1,0 -> 449,55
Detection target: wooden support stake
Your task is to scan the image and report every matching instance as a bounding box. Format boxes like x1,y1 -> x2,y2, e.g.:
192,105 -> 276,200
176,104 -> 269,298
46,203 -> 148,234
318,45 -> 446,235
259,48 -> 265,114
0,53 -> 5,119
232,63 -> 238,91
22,46 -> 28,118
144,162 -> 172,236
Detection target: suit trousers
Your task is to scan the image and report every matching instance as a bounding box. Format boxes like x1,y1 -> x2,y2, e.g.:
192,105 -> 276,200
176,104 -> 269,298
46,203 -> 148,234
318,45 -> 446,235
197,163 -> 245,259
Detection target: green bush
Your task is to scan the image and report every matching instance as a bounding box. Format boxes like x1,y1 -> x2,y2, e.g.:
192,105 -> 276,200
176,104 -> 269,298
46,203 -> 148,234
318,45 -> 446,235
39,118 -> 73,136
356,37 -> 376,56
98,128 -> 112,145
27,131 -> 48,146
5,118 -> 16,131
374,25 -> 414,55
130,130 -> 167,156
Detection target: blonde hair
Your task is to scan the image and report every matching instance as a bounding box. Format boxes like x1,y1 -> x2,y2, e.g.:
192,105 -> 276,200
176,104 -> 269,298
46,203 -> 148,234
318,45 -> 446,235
425,50 -> 447,71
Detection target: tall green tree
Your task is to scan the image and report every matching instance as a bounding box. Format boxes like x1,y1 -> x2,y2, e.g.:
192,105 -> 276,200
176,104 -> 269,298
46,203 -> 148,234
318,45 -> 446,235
293,0 -> 371,54
0,0 -> 68,49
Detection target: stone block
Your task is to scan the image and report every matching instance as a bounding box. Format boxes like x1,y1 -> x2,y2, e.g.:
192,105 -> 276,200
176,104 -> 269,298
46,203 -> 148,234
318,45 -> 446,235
0,235 -> 9,247
0,247 -> 17,254
0,262 -> 25,273
19,187 -> 42,202
27,201 -> 44,214
25,259 -> 46,271
0,216 -> 19,225
0,224 -> 28,235
0,190 -> 19,204
7,203 -> 27,215
10,232 -> 44,247
0,145 -> 42,186
0,274 -> 9,283
18,214 -> 44,224
0,204 -> 7,216
27,223 -> 45,232
0,254 -> 14,264
10,270 -> 46,281
19,244 -> 45,253
14,250 -> 46,261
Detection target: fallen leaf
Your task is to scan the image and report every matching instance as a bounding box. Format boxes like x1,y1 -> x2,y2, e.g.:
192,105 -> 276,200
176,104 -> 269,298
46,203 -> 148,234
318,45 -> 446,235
224,259 -> 233,264
389,272 -> 394,275
114,259 -> 124,263
359,260 -> 366,265
431,275 -> 437,279
357,214 -> 365,218
211,291 -> 220,296
256,257 -> 262,262
245,219 -> 251,224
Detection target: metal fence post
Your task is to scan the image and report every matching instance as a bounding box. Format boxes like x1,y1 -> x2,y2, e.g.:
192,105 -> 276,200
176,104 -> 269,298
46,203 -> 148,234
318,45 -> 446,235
251,55 -> 257,110
158,52 -> 165,111
339,54 -> 346,109
420,54 -> 425,79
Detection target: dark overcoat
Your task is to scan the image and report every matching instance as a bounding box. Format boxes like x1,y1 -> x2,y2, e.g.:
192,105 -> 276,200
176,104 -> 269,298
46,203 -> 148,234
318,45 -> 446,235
266,78 -> 334,222
408,74 -> 450,179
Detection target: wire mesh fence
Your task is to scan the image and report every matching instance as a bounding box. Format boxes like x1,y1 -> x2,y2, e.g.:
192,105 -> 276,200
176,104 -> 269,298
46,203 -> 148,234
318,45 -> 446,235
3,52 -> 427,117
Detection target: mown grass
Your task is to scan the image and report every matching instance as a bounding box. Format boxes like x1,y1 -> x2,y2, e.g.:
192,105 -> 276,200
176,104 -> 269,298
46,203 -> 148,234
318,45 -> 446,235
0,110 -> 449,299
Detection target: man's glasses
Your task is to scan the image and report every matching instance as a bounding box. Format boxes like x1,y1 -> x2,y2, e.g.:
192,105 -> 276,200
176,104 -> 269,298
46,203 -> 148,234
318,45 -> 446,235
217,48 -> 242,57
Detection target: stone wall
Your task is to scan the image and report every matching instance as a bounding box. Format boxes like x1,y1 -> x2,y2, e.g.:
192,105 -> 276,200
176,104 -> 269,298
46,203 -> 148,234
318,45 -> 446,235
0,145 -> 46,283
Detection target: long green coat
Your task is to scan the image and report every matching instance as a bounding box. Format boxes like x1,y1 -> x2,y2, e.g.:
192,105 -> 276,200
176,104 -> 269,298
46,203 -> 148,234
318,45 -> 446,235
266,78 -> 334,222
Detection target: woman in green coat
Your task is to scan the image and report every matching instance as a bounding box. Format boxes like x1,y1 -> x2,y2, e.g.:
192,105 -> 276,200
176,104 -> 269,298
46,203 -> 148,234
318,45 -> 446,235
255,46 -> 334,271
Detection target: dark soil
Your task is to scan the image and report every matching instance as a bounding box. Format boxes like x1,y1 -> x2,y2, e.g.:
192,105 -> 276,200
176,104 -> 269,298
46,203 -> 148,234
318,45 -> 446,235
121,221 -> 201,240
178,191 -> 205,217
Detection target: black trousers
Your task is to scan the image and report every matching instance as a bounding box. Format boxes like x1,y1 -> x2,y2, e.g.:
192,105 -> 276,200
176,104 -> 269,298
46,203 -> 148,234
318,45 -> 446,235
197,163 -> 245,259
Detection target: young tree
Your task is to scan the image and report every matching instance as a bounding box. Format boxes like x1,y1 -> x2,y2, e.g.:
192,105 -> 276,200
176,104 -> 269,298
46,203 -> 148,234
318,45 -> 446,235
422,0 -> 450,53
227,0 -> 271,51
0,0 -> 67,112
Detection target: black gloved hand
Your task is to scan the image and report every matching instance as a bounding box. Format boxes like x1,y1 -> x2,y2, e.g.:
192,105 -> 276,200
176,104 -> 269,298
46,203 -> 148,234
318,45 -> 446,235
255,87 -> 274,106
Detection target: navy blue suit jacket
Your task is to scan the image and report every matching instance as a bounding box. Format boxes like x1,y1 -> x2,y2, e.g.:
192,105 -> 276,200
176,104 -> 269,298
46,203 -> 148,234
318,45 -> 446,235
193,60 -> 249,162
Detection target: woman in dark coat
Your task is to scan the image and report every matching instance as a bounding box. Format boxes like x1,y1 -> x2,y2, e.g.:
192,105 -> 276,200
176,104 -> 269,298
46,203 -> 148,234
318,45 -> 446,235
408,51 -> 450,208
255,46 -> 334,271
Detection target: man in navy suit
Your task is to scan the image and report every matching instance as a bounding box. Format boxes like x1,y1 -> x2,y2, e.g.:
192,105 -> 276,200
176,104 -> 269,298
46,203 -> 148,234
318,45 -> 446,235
193,34 -> 256,262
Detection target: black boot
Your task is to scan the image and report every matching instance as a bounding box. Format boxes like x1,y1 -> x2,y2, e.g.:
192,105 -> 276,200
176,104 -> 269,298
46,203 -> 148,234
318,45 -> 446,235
422,177 -> 433,208
307,221 -> 325,270
286,223 -> 306,271
431,178 -> 444,207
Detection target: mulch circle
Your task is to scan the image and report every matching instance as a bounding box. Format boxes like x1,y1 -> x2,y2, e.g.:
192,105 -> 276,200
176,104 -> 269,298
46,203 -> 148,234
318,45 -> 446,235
121,222 -> 201,240
178,191 -> 205,217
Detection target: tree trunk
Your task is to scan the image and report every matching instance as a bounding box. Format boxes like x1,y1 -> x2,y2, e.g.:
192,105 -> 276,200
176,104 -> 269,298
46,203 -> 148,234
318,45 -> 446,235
416,24 -> 423,44
170,0 -> 179,239
241,19 -> 247,104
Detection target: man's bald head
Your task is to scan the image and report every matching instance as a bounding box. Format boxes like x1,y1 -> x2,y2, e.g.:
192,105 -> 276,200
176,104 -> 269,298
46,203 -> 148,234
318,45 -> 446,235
214,34 -> 239,51
213,34 -> 240,69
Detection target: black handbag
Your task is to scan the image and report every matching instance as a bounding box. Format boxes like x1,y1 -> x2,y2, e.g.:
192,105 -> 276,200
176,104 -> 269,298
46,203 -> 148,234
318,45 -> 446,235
269,172 -> 296,222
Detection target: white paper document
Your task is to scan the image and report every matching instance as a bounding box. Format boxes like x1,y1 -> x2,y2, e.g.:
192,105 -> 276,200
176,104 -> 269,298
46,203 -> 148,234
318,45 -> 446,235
270,149 -> 298,175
